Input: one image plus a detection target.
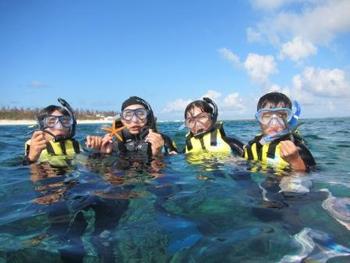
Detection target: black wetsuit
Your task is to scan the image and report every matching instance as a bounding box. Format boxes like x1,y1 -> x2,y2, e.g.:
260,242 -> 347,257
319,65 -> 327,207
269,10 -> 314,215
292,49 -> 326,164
113,128 -> 178,168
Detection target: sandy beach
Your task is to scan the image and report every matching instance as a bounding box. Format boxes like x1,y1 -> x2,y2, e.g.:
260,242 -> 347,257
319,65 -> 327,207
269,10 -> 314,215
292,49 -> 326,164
0,119 -> 113,126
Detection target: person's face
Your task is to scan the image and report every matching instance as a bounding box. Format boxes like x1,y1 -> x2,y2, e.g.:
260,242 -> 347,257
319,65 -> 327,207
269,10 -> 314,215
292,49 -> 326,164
43,110 -> 71,138
185,106 -> 212,135
258,102 -> 290,136
121,104 -> 148,135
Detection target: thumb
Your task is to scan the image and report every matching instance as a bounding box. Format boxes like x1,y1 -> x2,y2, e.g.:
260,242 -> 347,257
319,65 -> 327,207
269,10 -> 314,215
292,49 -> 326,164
85,136 -> 91,147
102,137 -> 113,147
148,129 -> 154,134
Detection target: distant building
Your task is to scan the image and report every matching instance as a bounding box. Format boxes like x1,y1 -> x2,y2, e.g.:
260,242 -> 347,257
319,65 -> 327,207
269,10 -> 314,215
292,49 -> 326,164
104,116 -> 115,121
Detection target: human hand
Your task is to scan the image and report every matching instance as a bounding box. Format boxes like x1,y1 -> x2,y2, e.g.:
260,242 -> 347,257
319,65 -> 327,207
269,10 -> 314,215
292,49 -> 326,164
86,135 -> 103,149
86,134 -> 113,154
145,129 -> 164,156
28,131 -> 48,162
100,134 -> 114,154
280,140 -> 306,171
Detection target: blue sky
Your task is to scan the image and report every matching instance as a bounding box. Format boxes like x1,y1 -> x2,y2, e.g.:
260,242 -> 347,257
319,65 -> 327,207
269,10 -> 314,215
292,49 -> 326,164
1,0 -> 350,120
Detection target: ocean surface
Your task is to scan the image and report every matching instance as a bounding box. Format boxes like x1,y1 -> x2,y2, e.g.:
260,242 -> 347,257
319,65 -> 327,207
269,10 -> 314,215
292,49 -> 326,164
0,118 -> 350,262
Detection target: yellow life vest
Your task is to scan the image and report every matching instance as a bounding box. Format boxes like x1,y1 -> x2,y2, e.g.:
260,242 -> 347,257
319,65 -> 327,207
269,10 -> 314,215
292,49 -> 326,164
185,123 -> 232,154
25,139 -> 81,167
244,136 -> 290,173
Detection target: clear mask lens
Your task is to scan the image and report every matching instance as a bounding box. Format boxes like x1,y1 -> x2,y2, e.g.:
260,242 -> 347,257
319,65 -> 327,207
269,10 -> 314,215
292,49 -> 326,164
185,112 -> 211,135
44,115 -> 73,129
121,108 -> 148,122
255,108 -> 292,125
267,115 -> 286,127
185,112 -> 210,127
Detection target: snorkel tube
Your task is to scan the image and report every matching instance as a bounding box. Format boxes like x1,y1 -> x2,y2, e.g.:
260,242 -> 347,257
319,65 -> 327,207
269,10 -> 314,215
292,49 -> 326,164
289,100 -> 301,131
259,100 -> 301,144
57,97 -> 77,138
203,97 -> 218,126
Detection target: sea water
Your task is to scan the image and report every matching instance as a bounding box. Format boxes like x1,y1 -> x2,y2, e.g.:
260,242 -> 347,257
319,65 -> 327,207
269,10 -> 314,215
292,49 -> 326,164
0,118 -> 349,262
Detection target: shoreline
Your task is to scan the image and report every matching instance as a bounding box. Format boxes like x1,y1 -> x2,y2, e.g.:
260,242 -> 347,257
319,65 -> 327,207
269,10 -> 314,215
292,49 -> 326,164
1,116 -> 349,126
0,119 -> 113,126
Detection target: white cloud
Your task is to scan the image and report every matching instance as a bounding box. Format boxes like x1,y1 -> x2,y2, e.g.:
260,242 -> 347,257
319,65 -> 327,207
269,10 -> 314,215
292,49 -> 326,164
250,0 -> 293,11
218,48 -> 240,66
28,80 -> 48,88
250,0 -> 350,45
264,84 -> 293,100
163,98 -> 192,113
201,90 -> 222,100
246,27 -> 263,43
279,36 -> 317,61
222,92 -> 245,111
162,90 -> 246,116
292,67 -> 350,97
267,84 -> 282,92
244,53 -> 277,84
289,75 -> 315,105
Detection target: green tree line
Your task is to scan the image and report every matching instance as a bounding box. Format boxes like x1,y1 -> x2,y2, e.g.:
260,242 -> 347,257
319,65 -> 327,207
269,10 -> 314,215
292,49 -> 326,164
0,106 -> 117,120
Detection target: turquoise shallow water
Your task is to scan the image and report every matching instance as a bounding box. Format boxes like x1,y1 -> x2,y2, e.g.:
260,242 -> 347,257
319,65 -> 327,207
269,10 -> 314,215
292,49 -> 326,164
0,118 -> 350,262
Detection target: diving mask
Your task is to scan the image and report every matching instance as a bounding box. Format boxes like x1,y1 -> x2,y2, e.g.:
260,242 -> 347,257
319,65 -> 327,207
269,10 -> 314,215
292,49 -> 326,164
121,108 -> 148,122
185,112 -> 212,135
255,108 -> 293,126
43,115 -> 73,129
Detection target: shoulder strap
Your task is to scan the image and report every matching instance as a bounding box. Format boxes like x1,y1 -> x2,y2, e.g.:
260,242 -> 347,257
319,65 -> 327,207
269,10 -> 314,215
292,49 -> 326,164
199,137 -> 206,150
267,140 -> 279,159
256,142 -> 263,161
247,134 -> 262,146
245,144 -> 254,160
71,139 -> 81,154
244,135 -> 260,160
59,141 -> 67,155
46,141 -> 56,155
210,128 -> 218,146
185,133 -> 193,152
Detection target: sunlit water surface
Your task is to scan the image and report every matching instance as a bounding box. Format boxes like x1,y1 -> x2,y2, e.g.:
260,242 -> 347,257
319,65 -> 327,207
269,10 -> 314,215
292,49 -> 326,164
0,118 -> 349,262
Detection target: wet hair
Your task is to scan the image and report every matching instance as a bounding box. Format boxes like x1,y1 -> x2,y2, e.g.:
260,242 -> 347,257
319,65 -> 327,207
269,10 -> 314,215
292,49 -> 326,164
38,105 -> 70,119
257,92 -> 292,111
121,96 -> 151,111
184,100 -> 213,118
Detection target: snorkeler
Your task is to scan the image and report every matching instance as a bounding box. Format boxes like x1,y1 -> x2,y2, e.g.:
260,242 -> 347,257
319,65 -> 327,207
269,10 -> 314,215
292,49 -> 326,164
23,98 -> 80,166
23,98 -> 131,262
183,97 -> 244,155
244,92 -> 315,172
86,96 -> 177,164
